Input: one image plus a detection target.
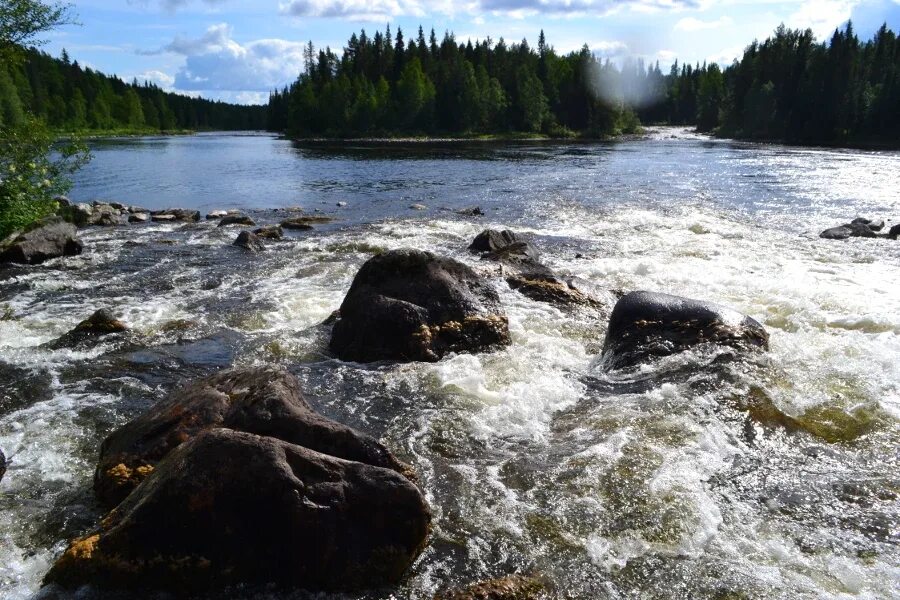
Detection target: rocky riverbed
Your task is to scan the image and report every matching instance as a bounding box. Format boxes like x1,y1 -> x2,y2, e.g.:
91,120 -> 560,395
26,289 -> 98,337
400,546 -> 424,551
2,132 -> 899,599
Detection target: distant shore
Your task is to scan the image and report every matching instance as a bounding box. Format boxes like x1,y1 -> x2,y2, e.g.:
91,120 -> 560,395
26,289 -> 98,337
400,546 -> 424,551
289,131 -> 650,146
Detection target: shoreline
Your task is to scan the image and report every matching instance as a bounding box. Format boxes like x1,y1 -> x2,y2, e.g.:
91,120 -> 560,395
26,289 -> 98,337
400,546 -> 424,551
287,131 -> 650,146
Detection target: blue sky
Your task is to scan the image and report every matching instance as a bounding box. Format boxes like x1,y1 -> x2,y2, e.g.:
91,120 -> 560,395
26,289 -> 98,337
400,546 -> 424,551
43,0 -> 900,104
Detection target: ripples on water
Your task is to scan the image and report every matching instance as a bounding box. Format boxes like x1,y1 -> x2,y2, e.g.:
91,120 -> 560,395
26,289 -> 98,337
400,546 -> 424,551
1,129 -> 898,599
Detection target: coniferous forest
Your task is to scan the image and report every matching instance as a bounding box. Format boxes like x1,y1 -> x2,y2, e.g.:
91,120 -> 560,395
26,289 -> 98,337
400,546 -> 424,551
0,48 -> 267,133
267,23 -> 900,145
1,21 -> 897,144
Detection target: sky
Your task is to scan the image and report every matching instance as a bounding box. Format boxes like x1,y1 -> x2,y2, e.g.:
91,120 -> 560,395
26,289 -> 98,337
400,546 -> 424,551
42,0 -> 900,104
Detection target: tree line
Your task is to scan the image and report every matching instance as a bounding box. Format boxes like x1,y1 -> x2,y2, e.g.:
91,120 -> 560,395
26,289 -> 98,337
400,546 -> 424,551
267,23 -> 900,145
0,47 -> 267,133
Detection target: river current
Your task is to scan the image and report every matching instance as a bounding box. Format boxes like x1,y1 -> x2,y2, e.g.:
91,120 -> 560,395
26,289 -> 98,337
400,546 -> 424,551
0,129 -> 898,599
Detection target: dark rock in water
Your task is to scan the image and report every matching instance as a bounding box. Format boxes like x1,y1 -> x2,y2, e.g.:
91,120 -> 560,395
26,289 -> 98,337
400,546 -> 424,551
601,291 -> 769,370
232,231 -> 264,252
483,241 -> 546,271
206,210 -> 228,220
253,225 -> 283,240
281,215 -> 334,229
0,217 -> 83,265
47,428 -> 431,592
820,222 -> 877,239
330,249 -> 511,363
436,575 -> 545,600
217,214 -> 255,227
94,366 -> 414,508
128,212 -> 149,223
44,309 -> 127,349
469,229 -> 518,253
107,202 -> 127,211
0,447 -> 5,483
507,272 -> 602,309
336,201 -> 347,207
151,209 -> 200,222
457,206 -> 485,217
890,224 -> 900,239
850,217 -> 885,232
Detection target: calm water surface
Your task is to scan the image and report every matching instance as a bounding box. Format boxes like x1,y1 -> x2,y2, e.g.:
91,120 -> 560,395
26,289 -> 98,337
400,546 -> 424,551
1,129 -> 898,599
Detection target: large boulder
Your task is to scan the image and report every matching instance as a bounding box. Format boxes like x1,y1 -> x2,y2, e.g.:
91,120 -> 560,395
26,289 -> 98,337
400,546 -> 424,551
44,309 -> 127,350
46,428 -> 431,592
330,249 -> 511,362
0,217 -> 83,265
94,366 -> 413,508
601,291 -> 769,370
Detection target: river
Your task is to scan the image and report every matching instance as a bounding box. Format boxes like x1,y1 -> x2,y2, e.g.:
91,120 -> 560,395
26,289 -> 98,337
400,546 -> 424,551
0,129 -> 898,599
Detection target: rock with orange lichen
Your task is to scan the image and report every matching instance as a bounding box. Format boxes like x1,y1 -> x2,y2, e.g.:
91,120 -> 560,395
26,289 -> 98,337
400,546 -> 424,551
329,249 -> 511,362
94,365 -> 413,508
45,429 -> 431,593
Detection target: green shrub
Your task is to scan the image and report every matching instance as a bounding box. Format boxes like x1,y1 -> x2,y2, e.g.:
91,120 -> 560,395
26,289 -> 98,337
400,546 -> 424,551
0,115 -> 89,238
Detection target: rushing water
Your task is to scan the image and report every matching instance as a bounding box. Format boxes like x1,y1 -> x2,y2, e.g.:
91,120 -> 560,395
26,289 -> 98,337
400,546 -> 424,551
1,129 -> 898,599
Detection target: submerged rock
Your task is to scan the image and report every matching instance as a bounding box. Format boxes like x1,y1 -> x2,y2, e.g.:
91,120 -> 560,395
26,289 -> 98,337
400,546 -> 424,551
410,203 -> 428,211
469,229 -> 518,253
507,272 -> 603,309
44,309 -> 127,349
253,225 -> 283,240
217,214 -> 255,227
436,575 -> 545,600
232,231 -> 265,252
330,249 -> 511,362
457,206 -> 485,217
94,366 -> 413,507
469,229 -> 602,309
151,208 -> 201,222
281,215 -> 334,229
601,291 -> 769,370
47,429 -> 431,592
0,217 -> 83,265
0,447 -> 5,483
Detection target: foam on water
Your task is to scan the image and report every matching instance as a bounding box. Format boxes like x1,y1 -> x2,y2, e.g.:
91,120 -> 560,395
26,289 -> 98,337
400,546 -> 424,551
1,134 -> 899,599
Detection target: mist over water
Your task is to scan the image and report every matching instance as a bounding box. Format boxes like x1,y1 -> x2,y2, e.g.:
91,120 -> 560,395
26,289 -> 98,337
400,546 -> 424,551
1,129 -> 898,599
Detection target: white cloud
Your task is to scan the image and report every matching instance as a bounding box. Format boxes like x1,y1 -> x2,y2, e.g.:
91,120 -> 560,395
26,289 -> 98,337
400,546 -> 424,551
278,0 -> 705,20
150,24 -> 305,94
592,40 -> 629,57
674,15 -> 733,31
786,0 -> 859,37
135,69 -> 176,89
